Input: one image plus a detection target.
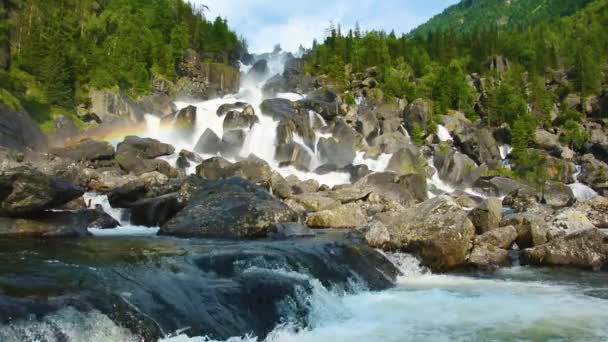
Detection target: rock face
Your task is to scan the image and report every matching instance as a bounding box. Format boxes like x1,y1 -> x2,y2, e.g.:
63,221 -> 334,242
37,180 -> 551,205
373,196 -> 475,272
50,139 -> 115,162
246,59 -> 269,80
160,177 -> 298,238
0,209 -> 118,237
0,103 -> 47,152
403,99 -> 431,132
575,196 -> 608,228
90,89 -> 144,123
0,167 -> 85,216
306,203 -> 367,228
176,49 -> 240,99
521,229 -> 608,271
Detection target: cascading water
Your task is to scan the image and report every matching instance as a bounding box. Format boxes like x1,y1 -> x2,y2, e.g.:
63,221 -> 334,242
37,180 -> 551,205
569,165 -> 599,201
159,252 -> 608,342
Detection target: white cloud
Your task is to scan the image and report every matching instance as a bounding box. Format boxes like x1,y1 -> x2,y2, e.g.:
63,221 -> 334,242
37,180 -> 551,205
194,0 -> 459,53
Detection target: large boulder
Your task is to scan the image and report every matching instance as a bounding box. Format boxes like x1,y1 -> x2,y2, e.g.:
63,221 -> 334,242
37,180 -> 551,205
173,105 -> 197,131
371,196 -> 476,272
50,139 -> 115,162
220,130 -> 247,157
433,148 -> 481,186
575,196 -> 608,228
521,229 -> 608,271
299,88 -> 340,121
275,142 -> 312,170
403,99 -> 431,133
468,197 -> 503,234
501,212 -> 552,248
0,209 -> 118,237
0,166 -> 85,216
117,136 -> 175,159
107,172 -> 175,208
260,98 -> 298,120
0,103 -> 47,152
246,59 -> 269,81
194,129 -> 222,155
160,177 -> 298,238
130,193 -> 183,227
355,172 -> 428,206
503,187 -> 540,213
371,132 -> 410,154
287,193 -> 340,212
543,182 -> 575,208
473,176 -> 528,197
223,110 -> 259,131
306,203 -> 367,228
317,137 -> 356,168
386,145 -> 424,176
454,127 -> 501,165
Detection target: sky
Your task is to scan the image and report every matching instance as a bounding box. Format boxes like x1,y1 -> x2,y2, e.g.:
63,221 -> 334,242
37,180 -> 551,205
195,0 -> 460,53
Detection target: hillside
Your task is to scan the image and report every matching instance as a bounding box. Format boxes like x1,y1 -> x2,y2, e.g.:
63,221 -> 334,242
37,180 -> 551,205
0,0 -> 246,133
412,0 -> 593,36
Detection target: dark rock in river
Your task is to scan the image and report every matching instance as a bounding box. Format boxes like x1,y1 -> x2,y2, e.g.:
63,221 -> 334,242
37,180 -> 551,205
160,177 -> 298,238
0,166 -> 85,216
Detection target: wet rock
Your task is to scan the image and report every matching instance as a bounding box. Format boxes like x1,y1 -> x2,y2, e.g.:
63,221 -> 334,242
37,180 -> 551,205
275,142 -> 312,171
217,102 -> 249,117
299,88 -> 340,121
246,59 -> 269,80
160,177 -> 298,238
364,220 -> 391,248
0,166 -> 85,216
50,139 -> 115,162
356,109 -> 380,139
173,105 -> 197,131
332,119 -> 360,146
475,225 -> 518,250
130,193 -> 183,227
374,195 -> 476,272
317,137 -> 356,168
468,197 -> 503,234
260,98 -> 298,120
286,176 -> 320,194
223,110 -> 259,131
0,209 -> 118,237
107,172 -> 172,208
521,229 -> 608,271
306,203 -> 367,229
220,130 -> 247,157
179,149 -> 203,164
195,156 -> 233,180
343,164 -> 372,183
194,128 -> 222,155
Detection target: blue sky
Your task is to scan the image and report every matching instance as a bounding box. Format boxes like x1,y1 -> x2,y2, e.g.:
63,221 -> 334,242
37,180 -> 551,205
196,0 -> 460,53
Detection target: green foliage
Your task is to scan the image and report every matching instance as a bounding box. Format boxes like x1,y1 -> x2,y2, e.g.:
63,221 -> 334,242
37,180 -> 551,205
559,120 -> 588,150
410,124 -> 425,146
3,0 -> 244,111
413,0 -> 593,37
428,59 -> 474,115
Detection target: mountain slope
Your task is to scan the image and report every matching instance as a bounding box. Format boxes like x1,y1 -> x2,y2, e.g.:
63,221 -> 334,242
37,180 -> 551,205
412,0 -> 594,36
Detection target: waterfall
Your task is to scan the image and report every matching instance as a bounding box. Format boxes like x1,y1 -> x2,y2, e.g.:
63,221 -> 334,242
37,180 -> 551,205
569,165 -> 598,201
436,124 -> 453,142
